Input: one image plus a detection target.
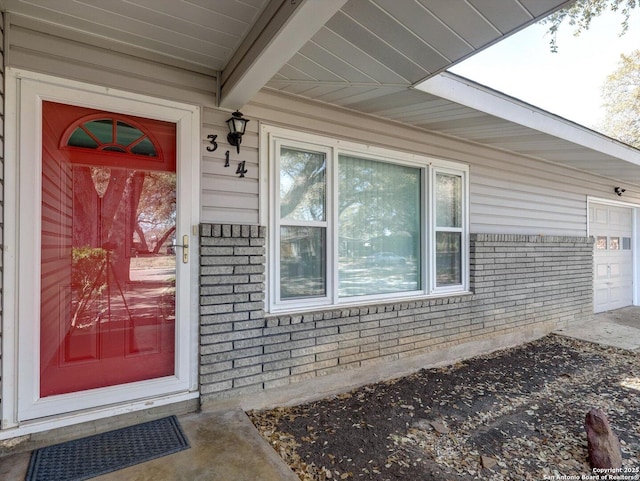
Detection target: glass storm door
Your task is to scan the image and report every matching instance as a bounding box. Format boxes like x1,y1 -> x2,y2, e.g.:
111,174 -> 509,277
40,101 -> 178,397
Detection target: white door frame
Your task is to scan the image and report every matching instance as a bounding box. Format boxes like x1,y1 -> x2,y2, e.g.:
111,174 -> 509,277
2,69 -> 201,431
587,196 -> 639,311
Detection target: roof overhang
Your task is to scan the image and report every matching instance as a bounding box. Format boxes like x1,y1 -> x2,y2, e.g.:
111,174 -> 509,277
415,72 -> 640,185
0,0 -> 575,110
6,0 -> 637,185
219,0 -> 348,109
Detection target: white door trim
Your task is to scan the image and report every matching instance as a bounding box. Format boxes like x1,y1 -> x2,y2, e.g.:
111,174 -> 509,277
587,196 -> 638,311
2,69 -> 201,428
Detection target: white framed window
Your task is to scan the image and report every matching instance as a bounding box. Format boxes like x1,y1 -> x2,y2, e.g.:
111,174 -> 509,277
432,168 -> 468,294
275,139 -> 332,306
263,126 -> 469,312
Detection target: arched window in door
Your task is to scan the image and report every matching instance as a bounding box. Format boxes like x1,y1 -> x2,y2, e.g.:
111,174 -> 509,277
60,113 -> 175,172
68,118 -> 158,156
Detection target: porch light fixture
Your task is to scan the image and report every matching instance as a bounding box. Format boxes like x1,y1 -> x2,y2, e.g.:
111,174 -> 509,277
615,186 -> 625,196
226,110 -> 250,154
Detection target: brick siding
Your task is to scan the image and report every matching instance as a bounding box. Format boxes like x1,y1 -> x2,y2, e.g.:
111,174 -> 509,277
199,225 -> 593,403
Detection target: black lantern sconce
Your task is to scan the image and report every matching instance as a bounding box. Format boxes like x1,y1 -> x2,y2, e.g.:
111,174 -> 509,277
226,110 -> 250,155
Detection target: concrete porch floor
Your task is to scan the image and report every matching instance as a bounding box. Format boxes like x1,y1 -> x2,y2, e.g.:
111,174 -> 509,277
0,409 -> 300,481
1,307 -> 639,481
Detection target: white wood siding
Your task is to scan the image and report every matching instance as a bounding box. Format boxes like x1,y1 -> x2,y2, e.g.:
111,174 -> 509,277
7,14 -> 640,232
6,15 -> 217,108
247,90 -> 640,236
201,108 -> 259,224
3,0 -> 268,73
5,16 -> 261,225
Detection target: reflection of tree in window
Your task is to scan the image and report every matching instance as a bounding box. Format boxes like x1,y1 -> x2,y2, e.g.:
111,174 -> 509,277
436,174 -> 462,228
435,172 -> 463,287
68,118 -> 173,284
279,148 -> 327,299
597,237 -> 608,250
610,237 -> 620,250
279,227 -> 326,299
73,167 -> 176,282
279,148 -> 326,221
338,155 -> 420,297
135,172 -> 177,253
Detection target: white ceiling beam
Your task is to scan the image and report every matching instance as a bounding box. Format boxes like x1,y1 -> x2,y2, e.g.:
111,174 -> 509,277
219,0 -> 347,110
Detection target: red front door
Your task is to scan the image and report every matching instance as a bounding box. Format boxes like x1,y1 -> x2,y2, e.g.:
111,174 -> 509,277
40,101 -> 178,397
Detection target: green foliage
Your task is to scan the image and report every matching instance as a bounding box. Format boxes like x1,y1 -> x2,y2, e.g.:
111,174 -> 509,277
337,155 -> 421,263
600,49 -> 640,147
535,1 -> 640,147
71,247 -> 107,291
279,148 -> 326,221
136,172 -> 176,232
541,0 -> 637,36
71,247 -> 107,327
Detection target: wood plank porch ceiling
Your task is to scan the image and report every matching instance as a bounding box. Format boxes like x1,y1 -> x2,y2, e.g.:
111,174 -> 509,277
4,0 -> 638,184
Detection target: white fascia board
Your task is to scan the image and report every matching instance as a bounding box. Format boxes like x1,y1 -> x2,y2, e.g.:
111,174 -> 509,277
219,0 -> 347,110
417,72 -> 640,166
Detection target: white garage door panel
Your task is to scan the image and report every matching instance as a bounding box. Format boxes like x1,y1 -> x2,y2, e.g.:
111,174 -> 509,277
594,206 -> 608,223
611,287 -> 626,304
590,203 -> 633,313
595,263 -> 608,279
595,288 -> 609,307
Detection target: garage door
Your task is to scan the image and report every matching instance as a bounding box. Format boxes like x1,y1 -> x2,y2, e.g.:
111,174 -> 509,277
589,203 -> 633,313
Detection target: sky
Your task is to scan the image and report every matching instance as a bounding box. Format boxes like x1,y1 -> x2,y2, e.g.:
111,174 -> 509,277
447,7 -> 640,132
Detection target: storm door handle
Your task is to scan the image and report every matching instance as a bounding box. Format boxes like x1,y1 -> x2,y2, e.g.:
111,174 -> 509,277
172,235 -> 189,263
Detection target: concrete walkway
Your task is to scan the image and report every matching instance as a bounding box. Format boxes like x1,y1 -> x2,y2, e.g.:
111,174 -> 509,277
555,306 -> 640,352
2,307 -> 639,481
0,409 -> 300,481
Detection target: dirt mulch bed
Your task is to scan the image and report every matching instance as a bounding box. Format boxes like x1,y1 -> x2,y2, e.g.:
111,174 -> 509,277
248,334 -> 640,481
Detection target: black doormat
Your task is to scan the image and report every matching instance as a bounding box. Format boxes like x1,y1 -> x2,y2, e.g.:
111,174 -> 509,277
25,415 -> 190,481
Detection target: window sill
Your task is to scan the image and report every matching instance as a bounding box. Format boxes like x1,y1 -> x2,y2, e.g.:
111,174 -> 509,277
266,291 -> 474,317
